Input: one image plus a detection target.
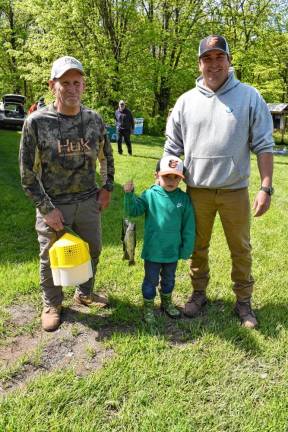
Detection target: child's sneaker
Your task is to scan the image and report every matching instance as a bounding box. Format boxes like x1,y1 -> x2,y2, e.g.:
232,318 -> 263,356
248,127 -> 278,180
160,292 -> 181,319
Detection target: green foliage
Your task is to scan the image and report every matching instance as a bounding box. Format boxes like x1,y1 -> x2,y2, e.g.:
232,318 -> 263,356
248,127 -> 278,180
144,115 -> 167,136
95,105 -> 116,125
0,0 -> 287,116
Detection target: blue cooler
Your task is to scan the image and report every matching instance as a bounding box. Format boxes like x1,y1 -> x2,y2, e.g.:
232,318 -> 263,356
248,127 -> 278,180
106,125 -> 118,142
134,118 -> 144,135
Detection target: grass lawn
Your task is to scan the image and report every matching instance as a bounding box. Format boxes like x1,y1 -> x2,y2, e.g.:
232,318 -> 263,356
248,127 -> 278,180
274,130 -> 288,146
0,128 -> 288,431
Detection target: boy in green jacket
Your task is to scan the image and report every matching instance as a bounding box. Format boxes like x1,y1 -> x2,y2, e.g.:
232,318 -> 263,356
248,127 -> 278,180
123,155 -> 196,324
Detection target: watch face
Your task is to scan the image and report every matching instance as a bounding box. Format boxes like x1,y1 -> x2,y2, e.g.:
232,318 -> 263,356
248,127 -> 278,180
261,186 -> 274,195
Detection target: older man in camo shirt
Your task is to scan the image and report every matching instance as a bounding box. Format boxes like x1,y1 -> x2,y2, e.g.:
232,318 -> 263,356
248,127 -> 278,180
19,56 -> 115,332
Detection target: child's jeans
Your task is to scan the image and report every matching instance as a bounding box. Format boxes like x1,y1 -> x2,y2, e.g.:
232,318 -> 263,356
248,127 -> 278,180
142,260 -> 178,300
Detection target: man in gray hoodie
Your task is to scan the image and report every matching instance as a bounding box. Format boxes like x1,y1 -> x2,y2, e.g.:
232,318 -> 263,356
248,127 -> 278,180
164,35 -> 274,328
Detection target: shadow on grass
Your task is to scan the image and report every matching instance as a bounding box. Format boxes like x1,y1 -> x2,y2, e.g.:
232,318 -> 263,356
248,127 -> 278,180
273,160 -> 288,165
108,135 -> 164,155
131,135 -> 165,148
61,297 -> 288,355
254,303 -> 288,337
130,154 -> 160,161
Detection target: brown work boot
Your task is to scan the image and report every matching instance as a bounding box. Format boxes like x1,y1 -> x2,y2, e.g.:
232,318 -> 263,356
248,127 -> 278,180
234,300 -> 258,329
41,305 -> 62,332
184,291 -> 207,317
74,292 -> 109,308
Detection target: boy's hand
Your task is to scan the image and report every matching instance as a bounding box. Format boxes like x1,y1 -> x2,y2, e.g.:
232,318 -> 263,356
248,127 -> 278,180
123,180 -> 134,192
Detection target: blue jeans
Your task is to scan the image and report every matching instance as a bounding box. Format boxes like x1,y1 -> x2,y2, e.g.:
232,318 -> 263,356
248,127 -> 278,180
142,260 -> 178,300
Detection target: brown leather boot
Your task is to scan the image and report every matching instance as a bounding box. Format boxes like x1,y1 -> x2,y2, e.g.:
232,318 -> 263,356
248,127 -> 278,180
184,291 -> 207,317
74,292 -> 109,308
41,305 -> 62,332
234,300 -> 258,329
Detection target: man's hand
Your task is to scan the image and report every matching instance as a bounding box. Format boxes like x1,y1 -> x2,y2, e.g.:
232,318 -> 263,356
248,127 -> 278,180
98,188 -> 111,210
253,191 -> 271,217
254,152 -> 273,217
44,208 -> 65,231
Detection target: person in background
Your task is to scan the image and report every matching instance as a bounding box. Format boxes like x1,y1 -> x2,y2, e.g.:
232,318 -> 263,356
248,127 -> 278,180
164,35 -> 274,329
37,96 -> 46,110
115,100 -> 134,155
28,102 -> 37,114
20,56 -> 115,332
123,155 -> 195,325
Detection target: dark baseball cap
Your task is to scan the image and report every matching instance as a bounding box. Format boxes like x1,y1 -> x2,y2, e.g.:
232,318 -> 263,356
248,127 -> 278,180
198,35 -> 230,58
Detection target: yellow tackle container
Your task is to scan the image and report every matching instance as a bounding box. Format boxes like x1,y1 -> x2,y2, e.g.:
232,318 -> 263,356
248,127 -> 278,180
49,233 -> 93,286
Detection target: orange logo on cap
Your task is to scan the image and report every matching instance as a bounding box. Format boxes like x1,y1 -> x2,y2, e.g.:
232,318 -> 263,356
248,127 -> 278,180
168,159 -> 179,169
207,36 -> 219,47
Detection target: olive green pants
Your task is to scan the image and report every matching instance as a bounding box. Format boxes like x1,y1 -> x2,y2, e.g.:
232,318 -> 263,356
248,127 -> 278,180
36,196 -> 102,306
186,187 -> 254,301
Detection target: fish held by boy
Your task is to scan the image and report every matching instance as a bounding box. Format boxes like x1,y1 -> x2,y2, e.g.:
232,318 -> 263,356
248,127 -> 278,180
122,218 -> 136,265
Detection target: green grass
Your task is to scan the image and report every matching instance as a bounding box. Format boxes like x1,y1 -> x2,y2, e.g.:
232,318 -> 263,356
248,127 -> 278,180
273,130 -> 288,146
1,129 -> 288,431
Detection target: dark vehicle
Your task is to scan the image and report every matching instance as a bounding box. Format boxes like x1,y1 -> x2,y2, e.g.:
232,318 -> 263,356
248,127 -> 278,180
0,94 -> 26,129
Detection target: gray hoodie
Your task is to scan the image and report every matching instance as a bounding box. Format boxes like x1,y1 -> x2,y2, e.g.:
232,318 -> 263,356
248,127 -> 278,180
165,72 -> 274,189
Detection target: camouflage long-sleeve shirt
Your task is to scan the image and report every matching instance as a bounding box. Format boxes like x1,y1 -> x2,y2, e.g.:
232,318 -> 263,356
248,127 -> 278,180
19,104 -> 114,214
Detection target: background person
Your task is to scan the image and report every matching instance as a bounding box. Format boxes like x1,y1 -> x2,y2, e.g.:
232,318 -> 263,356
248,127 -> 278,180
164,35 -> 274,329
123,156 -> 195,325
115,100 -> 134,155
19,56 -> 115,332
37,96 -> 46,110
28,102 -> 37,114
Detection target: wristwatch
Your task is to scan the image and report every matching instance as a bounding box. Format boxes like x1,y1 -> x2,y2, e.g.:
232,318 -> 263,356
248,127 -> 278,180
103,183 -> 114,192
260,186 -> 274,196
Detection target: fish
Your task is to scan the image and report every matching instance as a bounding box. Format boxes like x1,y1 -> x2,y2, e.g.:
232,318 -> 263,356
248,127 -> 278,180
122,218 -> 136,265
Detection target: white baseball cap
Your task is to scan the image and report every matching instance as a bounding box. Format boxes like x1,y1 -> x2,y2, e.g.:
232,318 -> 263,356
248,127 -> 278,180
50,56 -> 84,80
158,155 -> 185,179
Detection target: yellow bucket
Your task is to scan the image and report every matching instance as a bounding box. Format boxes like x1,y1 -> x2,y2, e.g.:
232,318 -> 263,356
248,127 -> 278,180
49,233 -> 92,286
49,233 -> 90,268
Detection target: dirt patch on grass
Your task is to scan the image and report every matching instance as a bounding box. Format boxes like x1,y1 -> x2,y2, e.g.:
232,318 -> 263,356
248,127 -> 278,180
7,303 -> 37,327
0,300 -> 213,396
0,304 -> 114,396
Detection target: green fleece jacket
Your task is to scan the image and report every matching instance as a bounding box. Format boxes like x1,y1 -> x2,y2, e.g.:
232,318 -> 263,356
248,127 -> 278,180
124,184 -> 195,263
